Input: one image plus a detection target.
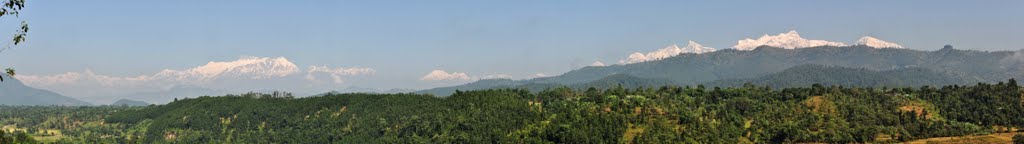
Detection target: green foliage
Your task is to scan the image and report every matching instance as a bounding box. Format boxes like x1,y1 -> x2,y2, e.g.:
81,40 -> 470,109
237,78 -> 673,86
0,130 -> 39,144
3,80 -> 1024,143
0,106 -> 138,143
0,0 -> 26,83
4,67 -> 13,76
0,0 -> 27,82
0,0 -> 26,46
1013,133 -> 1024,144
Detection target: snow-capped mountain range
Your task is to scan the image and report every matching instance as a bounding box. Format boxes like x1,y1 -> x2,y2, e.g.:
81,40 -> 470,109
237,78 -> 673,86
13,30 -> 910,105
619,41 -> 717,64
856,36 -> 904,48
733,30 -> 903,50
616,30 -> 904,65
154,56 -> 301,83
734,30 -> 849,50
16,56 -> 374,104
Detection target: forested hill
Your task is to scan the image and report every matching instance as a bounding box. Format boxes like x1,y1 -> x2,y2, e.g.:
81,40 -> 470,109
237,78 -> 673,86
0,74 -> 91,106
570,74 -> 679,89
416,74 -> 680,96
95,80 -> 1024,143
419,45 -> 1023,96
703,64 -> 975,88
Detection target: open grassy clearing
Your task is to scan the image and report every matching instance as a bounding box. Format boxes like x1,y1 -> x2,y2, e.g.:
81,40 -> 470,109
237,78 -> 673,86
3,124 -> 65,143
906,132 -> 1018,144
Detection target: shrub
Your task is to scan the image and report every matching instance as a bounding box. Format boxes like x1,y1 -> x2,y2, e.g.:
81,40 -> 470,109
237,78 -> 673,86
1013,134 -> 1024,144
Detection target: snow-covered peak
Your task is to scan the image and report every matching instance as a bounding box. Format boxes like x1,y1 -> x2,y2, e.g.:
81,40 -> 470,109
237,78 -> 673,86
856,36 -> 904,48
155,56 -> 301,81
734,30 -> 848,50
619,41 -> 717,64
683,41 -> 717,54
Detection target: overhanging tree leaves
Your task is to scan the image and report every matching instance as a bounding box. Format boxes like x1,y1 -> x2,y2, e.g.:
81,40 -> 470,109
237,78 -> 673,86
0,0 -> 27,82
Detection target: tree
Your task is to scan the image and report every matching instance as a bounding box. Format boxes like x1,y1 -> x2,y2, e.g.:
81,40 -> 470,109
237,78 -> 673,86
1009,78 -> 1018,87
0,0 -> 27,82
1014,134 -> 1024,144
0,130 -> 38,144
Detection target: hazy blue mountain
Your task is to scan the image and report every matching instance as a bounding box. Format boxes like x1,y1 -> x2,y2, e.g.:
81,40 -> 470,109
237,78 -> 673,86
111,99 -> 150,106
702,64 -> 976,88
113,85 -> 230,104
330,86 -> 416,94
418,45 -> 1023,96
541,45 -> 1016,85
311,87 -> 419,97
417,79 -> 526,96
0,74 -> 91,106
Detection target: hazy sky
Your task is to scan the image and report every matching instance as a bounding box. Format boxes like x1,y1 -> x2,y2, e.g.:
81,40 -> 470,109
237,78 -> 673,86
1,0 -> 1022,93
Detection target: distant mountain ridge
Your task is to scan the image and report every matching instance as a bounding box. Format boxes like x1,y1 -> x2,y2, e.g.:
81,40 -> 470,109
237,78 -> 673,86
0,74 -> 91,106
539,45 -> 1014,85
111,99 -> 150,106
418,45 -> 1022,96
416,79 -> 526,96
113,85 -> 230,104
702,64 -> 974,88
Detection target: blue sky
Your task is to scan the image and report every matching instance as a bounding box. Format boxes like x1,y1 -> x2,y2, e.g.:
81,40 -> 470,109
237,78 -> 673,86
1,0 -> 1023,93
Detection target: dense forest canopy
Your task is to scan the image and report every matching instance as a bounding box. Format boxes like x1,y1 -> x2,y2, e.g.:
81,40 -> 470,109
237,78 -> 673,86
2,80 -> 1023,143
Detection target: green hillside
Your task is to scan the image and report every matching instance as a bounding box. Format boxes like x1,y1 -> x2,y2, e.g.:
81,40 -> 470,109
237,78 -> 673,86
419,46 -> 1022,96
704,64 -> 975,88
0,80 -> 997,143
